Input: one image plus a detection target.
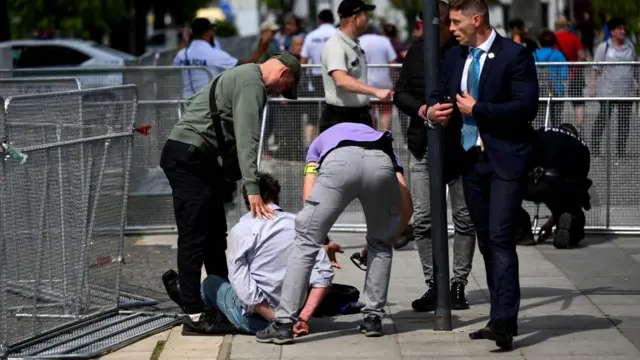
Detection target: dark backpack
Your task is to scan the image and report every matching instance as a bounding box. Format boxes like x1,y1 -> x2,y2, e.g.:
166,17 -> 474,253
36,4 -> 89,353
311,284 -> 362,317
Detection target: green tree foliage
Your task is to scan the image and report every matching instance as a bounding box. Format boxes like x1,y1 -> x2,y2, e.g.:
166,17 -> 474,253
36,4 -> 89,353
8,0 -> 129,39
7,0 -> 210,40
590,0 -> 640,32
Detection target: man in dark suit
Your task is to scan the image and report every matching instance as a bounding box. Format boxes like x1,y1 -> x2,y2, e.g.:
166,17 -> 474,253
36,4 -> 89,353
422,0 -> 539,350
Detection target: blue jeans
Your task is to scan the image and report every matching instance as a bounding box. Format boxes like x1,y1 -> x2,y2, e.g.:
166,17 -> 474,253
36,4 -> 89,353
201,275 -> 269,334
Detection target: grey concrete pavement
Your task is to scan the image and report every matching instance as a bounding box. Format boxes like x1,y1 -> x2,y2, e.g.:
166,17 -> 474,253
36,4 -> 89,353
109,232 -> 640,359
227,232 -> 640,360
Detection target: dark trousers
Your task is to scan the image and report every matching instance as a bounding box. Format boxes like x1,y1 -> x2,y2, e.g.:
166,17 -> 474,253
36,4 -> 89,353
462,150 -> 521,334
591,101 -> 632,156
318,104 -> 373,134
159,139 -> 229,314
526,175 -> 587,244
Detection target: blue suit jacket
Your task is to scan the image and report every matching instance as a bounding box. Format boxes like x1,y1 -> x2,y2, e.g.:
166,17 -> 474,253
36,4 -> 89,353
429,34 -> 539,181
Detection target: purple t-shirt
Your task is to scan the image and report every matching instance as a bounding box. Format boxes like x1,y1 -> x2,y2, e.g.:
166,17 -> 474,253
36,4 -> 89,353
306,123 -> 402,168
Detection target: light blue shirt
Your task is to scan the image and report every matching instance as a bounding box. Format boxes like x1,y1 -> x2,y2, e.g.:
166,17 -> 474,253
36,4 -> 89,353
226,204 -> 334,315
173,39 -> 239,98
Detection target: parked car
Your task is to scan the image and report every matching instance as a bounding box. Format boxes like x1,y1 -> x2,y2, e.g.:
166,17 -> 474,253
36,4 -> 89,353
0,39 -> 137,88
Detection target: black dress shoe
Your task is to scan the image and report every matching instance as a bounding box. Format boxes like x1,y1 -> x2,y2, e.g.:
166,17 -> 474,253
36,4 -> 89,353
182,311 -> 237,336
162,269 -> 183,309
479,327 -> 514,350
469,322 -> 491,340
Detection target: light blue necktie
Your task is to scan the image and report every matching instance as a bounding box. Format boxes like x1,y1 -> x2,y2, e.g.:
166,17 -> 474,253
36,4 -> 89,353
461,48 -> 483,151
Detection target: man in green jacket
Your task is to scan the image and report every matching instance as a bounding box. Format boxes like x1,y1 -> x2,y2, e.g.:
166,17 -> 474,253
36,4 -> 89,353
160,52 -> 301,335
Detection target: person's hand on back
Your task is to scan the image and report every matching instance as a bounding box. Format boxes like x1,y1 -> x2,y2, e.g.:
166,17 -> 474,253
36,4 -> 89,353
247,194 -> 277,220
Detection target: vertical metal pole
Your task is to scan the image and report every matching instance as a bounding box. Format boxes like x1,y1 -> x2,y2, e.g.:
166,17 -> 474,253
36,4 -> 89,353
423,0 -> 452,331
605,101 -> 611,229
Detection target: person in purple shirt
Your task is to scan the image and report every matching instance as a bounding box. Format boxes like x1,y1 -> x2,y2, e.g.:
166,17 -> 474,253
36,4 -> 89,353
257,122 -> 413,343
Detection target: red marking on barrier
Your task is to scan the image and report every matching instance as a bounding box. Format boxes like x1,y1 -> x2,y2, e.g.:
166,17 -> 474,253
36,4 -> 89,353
95,255 -> 112,267
134,124 -> 153,136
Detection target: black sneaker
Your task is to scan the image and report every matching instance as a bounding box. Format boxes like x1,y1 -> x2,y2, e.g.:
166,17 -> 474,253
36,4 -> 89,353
411,281 -> 435,312
182,311 -> 237,336
358,315 -> 383,337
451,281 -> 470,310
554,213 -> 572,249
255,321 -> 294,345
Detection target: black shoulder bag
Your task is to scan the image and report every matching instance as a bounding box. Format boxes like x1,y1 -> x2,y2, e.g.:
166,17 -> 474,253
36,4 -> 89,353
209,76 -> 242,182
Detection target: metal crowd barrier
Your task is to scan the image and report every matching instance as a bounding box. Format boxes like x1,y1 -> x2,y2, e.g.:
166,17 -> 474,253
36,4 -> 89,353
1,62 -> 636,235
0,86 -> 138,352
0,66 -> 219,233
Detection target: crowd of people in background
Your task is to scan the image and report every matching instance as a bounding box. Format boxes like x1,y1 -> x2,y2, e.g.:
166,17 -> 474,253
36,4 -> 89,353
173,8 -> 638,163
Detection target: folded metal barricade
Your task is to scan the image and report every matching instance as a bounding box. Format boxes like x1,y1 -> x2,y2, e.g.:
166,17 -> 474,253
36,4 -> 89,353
0,86 -> 181,359
0,77 -> 158,311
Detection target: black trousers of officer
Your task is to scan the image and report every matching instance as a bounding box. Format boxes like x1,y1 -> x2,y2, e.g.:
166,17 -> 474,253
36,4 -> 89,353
160,139 -> 228,314
526,173 -> 587,244
318,104 -> 373,134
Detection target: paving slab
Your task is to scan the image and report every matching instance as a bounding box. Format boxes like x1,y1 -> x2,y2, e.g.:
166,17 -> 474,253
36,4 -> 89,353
159,326 -> 224,360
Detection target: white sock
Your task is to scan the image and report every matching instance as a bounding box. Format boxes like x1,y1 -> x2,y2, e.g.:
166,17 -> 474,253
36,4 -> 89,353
189,313 -> 201,322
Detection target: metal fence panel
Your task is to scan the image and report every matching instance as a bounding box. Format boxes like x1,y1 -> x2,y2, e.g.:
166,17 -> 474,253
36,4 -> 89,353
0,77 -> 81,98
0,88 -> 137,350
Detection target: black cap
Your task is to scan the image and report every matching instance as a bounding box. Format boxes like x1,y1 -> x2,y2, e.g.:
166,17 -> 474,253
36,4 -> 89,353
337,0 -> 376,18
191,18 -> 216,36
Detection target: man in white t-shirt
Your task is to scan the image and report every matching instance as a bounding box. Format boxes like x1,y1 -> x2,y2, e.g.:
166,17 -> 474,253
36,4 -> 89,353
300,9 -> 337,142
173,18 -> 272,99
358,25 -> 397,130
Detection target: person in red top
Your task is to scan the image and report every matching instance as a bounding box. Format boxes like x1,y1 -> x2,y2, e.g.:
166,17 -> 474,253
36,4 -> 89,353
554,17 -> 586,132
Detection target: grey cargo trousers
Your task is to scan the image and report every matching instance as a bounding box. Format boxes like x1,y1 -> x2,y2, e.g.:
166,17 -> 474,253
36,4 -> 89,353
275,146 -> 402,321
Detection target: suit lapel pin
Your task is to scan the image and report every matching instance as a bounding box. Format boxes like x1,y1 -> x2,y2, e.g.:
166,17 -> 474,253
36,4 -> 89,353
488,52 -> 495,59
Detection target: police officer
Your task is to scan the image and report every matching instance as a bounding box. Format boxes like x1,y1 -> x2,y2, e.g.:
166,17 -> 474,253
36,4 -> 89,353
300,9 -> 337,141
160,53 -> 301,335
318,0 -> 393,133
173,18 -> 273,98
522,124 -> 591,249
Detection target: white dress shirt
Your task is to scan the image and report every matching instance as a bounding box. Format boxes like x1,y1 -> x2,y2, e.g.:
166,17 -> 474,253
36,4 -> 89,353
460,29 -> 496,147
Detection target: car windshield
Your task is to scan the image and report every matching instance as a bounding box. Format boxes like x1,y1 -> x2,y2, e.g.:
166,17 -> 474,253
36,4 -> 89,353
90,43 -> 136,60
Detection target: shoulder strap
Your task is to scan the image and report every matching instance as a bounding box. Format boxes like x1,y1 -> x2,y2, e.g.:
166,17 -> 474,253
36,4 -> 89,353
208,76 -> 227,153
554,40 -> 569,61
